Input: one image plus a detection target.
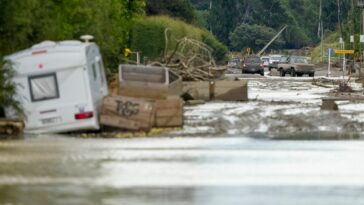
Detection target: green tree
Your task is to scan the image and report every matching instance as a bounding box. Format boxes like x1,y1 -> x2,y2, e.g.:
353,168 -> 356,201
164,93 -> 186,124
193,0 -> 353,50
207,0 -> 241,45
229,24 -> 285,52
191,0 -> 210,10
0,0 -> 146,72
0,60 -> 23,117
0,0 -> 38,58
130,16 -> 228,63
146,0 -> 196,23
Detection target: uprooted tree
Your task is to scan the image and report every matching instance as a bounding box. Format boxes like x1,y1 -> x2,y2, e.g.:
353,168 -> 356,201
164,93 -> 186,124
148,29 -> 223,81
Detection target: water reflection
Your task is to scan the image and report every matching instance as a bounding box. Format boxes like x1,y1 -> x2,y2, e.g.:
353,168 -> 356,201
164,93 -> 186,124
1,136 -> 364,205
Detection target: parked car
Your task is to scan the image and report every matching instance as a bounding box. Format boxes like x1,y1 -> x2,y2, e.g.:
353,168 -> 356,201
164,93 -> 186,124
277,56 -> 315,77
268,54 -> 283,71
242,55 -> 264,76
261,56 -> 270,67
5,36 -> 109,134
228,57 -> 241,69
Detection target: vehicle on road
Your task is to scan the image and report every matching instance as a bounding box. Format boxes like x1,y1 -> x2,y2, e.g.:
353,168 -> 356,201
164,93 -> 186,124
228,57 -> 241,69
242,55 -> 264,76
268,54 -> 283,70
261,56 -> 270,67
277,56 -> 315,77
5,36 -> 109,134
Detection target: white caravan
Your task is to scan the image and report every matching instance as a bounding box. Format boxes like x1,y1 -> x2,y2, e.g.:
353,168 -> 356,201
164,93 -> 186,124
5,36 -> 108,133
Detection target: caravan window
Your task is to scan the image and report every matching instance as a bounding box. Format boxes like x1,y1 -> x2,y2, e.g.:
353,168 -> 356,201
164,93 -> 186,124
29,73 -> 59,102
92,63 -> 97,80
98,61 -> 104,84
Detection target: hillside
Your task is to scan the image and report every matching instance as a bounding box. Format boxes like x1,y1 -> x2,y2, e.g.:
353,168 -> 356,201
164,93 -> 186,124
130,16 -> 228,63
191,0 -> 352,53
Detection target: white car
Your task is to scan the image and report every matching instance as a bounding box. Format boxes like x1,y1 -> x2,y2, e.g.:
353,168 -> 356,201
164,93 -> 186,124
268,54 -> 284,70
261,56 -> 270,67
269,55 -> 283,64
228,57 -> 241,68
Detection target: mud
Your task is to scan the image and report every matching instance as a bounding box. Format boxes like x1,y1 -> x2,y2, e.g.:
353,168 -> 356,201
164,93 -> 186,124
168,80 -> 364,139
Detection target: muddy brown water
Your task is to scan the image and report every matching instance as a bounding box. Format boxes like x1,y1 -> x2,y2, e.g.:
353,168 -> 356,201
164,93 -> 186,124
1,136 -> 364,205
1,80 -> 364,205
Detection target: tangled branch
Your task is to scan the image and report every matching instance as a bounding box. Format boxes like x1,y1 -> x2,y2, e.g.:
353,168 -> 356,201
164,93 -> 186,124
149,28 -> 222,81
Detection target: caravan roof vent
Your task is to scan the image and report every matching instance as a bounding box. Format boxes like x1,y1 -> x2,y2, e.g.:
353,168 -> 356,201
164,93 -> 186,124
32,41 -> 57,49
80,35 -> 94,43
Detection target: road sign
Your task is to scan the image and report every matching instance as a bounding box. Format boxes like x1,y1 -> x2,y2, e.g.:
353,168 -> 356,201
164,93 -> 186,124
360,35 -> 364,43
350,35 -> 354,43
246,47 -> 251,54
334,49 -> 354,54
124,48 -> 132,57
327,48 -> 334,57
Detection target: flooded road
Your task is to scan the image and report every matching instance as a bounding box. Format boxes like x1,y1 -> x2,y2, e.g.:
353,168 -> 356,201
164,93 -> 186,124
2,80 -> 364,205
1,136 -> 364,205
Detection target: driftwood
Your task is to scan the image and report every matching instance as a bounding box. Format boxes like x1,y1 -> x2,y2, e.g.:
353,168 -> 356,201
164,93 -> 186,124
149,29 -> 220,81
313,77 -> 354,93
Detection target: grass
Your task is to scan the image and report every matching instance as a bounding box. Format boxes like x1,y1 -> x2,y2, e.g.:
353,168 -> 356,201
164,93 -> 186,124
311,31 -> 342,63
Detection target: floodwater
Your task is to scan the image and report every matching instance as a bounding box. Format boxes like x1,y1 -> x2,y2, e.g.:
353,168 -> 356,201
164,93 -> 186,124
1,80 -> 364,205
1,136 -> 364,205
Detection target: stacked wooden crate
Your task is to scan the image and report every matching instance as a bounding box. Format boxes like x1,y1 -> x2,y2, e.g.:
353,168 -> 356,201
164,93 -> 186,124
154,97 -> 184,127
100,95 -> 155,131
100,65 -> 184,131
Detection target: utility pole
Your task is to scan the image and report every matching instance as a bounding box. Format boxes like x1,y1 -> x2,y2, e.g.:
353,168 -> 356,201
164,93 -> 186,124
362,4 -> 364,70
337,0 -> 346,77
257,25 -> 287,56
319,0 -> 324,62
337,0 -> 343,51
358,0 -> 364,79
209,0 -> 212,34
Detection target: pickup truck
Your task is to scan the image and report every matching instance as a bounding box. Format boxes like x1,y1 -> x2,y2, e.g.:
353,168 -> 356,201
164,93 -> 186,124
277,56 -> 315,77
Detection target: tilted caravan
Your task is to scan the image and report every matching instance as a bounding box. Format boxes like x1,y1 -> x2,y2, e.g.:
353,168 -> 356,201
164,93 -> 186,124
5,37 -> 108,133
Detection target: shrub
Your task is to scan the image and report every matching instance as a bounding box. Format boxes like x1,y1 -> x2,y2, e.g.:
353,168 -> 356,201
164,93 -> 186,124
0,60 -> 23,117
201,31 -> 228,63
130,16 -> 228,64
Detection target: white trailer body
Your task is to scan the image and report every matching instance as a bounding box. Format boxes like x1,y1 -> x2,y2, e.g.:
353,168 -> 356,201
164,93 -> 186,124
5,40 -> 108,134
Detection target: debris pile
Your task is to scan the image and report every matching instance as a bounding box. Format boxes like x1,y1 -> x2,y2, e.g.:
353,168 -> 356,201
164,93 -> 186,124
149,33 -> 223,81
313,77 -> 354,92
0,119 -> 24,137
337,80 -> 354,93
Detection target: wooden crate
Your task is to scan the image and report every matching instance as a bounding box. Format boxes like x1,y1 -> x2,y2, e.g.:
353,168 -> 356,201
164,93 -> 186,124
119,81 -> 170,100
119,64 -> 182,100
154,97 -> 184,127
100,95 -> 155,131
182,80 -> 248,101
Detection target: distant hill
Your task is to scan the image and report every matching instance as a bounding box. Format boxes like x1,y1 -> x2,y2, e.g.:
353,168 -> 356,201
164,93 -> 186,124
190,0 -> 352,52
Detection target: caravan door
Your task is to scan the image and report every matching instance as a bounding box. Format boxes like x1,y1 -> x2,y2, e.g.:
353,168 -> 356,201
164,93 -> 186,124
87,50 -> 107,112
